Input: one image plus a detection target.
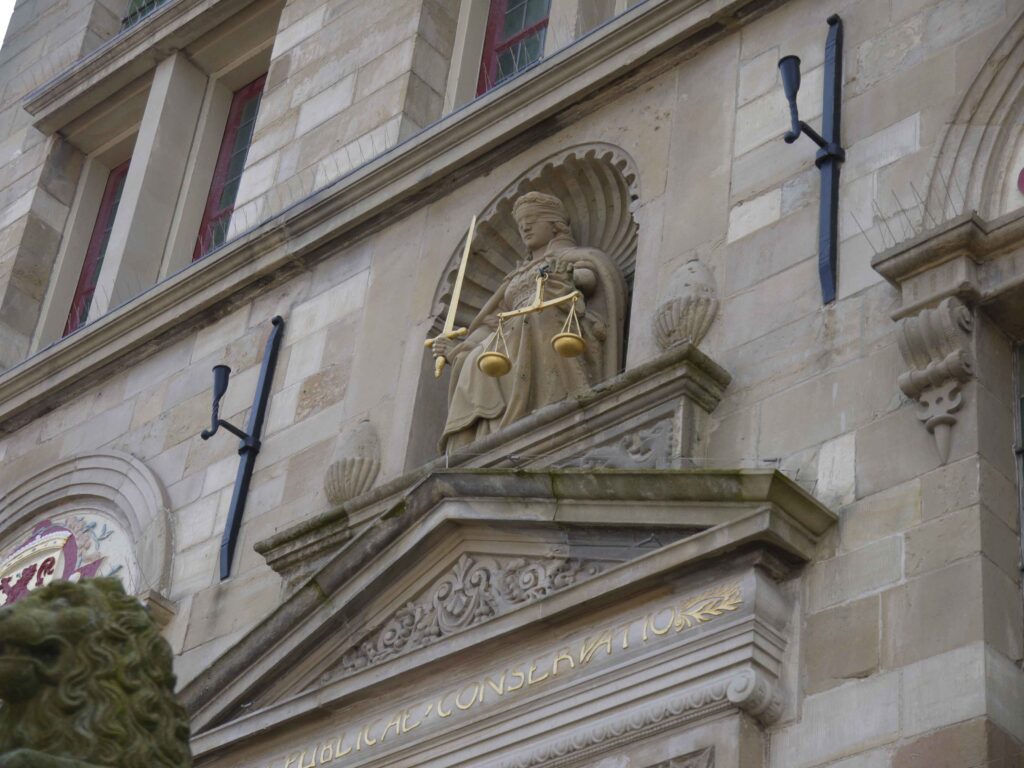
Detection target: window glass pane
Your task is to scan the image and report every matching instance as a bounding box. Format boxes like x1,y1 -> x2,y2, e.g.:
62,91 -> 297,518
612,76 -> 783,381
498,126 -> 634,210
1018,347 -> 1024,440
65,161 -> 130,336
122,0 -> 169,29
496,49 -> 517,84
194,76 -> 265,260
525,0 -> 548,27
494,26 -> 546,85
503,1 -> 527,39
218,176 -> 242,211
524,28 -> 544,62
479,0 -> 550,95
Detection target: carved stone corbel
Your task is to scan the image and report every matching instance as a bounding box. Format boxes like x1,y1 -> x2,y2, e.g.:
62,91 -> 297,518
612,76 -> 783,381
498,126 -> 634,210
725,669 -> 783,725
895,297 -> 975,463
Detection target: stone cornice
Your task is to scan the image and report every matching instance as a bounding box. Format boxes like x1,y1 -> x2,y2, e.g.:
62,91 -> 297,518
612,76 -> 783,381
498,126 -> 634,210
871,208 -> 1024,320
256,342 -> 733,582
0,0 -> 779,434
182,468 -> 833,734
23,0 -> 266,132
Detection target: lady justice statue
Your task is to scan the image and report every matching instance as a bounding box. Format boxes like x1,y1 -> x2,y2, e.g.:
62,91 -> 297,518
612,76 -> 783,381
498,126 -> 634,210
431,191 -> 627,452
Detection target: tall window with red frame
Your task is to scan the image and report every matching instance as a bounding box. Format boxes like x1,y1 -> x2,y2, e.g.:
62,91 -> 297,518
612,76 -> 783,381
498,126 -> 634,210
194,74 -> 266,260
64,159 -> 131,336
477,0 -> 551,95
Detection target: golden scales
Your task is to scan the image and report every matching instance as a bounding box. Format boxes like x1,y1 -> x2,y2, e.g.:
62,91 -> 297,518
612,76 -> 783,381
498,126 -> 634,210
425,216 -> 586,379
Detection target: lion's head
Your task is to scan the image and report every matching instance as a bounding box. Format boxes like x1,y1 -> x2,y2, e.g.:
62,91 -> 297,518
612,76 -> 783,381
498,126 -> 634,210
0,577 -> 190,766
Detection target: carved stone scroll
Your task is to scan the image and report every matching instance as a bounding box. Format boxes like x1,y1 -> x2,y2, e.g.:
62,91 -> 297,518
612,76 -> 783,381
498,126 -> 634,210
334,554 -> 609,678
895,297 -> 975,463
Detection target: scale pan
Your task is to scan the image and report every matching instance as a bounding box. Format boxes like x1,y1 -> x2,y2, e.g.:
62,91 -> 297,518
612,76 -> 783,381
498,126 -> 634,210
478,351 -> 512,377
551,333 -> 586,358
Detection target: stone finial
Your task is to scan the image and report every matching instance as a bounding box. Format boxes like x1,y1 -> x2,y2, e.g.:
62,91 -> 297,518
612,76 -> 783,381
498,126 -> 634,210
324,419 -> 381,505
895,297 -> 975,463
652,258 -> 719,351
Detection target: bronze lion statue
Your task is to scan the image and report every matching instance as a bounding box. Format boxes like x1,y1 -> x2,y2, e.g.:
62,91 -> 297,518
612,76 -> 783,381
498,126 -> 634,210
0,577 -> 191,767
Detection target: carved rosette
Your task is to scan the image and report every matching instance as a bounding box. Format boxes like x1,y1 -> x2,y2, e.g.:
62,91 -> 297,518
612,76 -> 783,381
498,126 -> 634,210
324,419 -> 381,505
895,297 -> 975,463
337,554 -> 606,676
653,258 -> 719,351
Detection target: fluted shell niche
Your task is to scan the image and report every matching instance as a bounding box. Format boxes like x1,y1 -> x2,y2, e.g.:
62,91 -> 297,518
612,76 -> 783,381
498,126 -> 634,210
324,420 -> 381,506
430,144 -> 641,334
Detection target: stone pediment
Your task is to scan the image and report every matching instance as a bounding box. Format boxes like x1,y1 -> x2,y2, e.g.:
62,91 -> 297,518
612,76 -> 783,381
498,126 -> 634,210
182,468 -> 835,768
333,552 -> 614,680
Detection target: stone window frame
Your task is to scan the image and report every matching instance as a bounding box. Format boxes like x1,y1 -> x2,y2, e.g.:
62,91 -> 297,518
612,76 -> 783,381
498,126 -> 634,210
33,80 -> 149,350
1,0 -> 765,434
1016,345 -> 1024,577
192,73 -> 267,261
64,158 -> 132,336
443,0 -> 627,113
476,0 -> 552,96
29,0 -> 282,352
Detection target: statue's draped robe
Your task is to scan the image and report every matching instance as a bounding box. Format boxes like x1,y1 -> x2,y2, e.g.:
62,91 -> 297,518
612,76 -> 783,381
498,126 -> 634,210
442,236 -> 626,451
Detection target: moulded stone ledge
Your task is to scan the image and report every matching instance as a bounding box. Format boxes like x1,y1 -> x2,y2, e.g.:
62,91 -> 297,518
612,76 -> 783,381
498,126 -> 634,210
0,0 -> 769,435
187,509 -> 828,750
871,207 -> 1024,335
23,0 -> 270,132
185,463 -> 835,735
256,342 -> 732,582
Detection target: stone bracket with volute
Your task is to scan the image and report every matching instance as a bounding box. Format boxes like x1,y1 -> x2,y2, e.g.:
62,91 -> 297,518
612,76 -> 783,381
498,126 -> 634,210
895,296 -> 975,463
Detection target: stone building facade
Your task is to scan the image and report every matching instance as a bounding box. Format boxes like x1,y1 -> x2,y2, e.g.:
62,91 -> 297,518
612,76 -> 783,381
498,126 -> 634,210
0,0 -> 1022,765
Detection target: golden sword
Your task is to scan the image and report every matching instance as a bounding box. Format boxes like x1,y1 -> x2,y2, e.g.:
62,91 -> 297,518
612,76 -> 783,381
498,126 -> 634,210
425,215 -> 476,378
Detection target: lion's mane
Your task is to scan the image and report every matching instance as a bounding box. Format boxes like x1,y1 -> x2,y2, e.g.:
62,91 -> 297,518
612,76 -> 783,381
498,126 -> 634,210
0,578 -> 190,767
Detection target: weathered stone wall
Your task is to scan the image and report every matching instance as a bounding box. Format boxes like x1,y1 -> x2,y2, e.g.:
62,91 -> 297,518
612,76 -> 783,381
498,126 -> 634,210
0,0 -> 1021,764
0,0 -> 120,366
227,0 -> 458,233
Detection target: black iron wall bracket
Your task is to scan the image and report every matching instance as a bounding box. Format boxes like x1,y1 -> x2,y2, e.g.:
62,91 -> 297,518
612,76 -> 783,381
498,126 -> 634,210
779,14 -> 845,304
200,316 -> 284,580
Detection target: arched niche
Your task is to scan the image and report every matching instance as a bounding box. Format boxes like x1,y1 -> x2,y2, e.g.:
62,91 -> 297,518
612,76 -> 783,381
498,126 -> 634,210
405,143 -> 641,469
0,450 -> 173,609
925,9 -> 1024,221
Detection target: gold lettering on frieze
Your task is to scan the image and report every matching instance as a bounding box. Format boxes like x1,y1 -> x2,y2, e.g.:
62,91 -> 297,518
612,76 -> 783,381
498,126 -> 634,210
252,582 -> 743,768
484,671 -> 506,696
649,607 -> 674,636
455,682 -> 481,710
579,629 -> 613,665
526,661 -> 549,686
552,647 -> 576,675
436,691 -> 454,718
380,711 -> 403,742
400,707 -> 423,734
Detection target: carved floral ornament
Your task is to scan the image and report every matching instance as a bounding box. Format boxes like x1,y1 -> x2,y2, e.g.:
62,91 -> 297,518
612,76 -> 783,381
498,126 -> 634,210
336,553 -> 607,677
895,297 -> 975,463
